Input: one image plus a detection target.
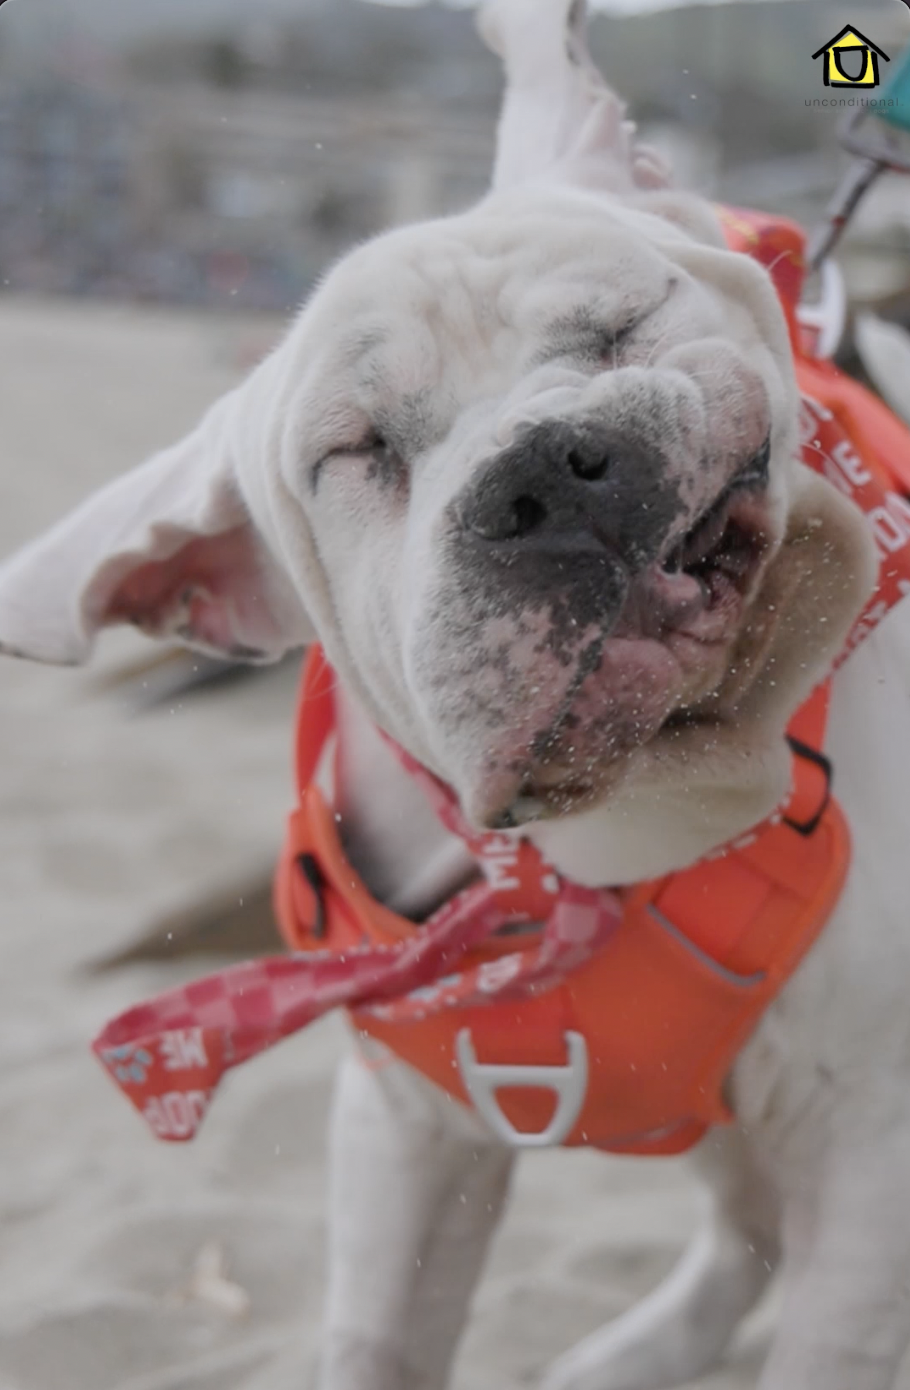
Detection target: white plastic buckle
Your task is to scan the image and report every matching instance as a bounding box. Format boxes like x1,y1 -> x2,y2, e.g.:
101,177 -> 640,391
455,1028 -> 588,1149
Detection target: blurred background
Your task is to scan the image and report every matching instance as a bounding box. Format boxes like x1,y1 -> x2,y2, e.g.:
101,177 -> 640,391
0,0 -> 907,312
1,3 -> 910,1389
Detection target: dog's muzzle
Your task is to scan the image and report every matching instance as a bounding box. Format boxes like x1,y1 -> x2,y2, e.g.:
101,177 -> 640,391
452,418 -> 693,629
458,418 -> 685,550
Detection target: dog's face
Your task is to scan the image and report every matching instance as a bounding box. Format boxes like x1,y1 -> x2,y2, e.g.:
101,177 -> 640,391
271,183 -> 867,835
0,9 -> 877,875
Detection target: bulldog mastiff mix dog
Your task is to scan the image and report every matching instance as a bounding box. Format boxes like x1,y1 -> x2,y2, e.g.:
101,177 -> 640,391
2,1 -> 909,1386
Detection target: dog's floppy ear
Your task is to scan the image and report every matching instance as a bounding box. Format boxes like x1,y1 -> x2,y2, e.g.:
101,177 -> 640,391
0,385 -> 311,666
480,0 -> 671,195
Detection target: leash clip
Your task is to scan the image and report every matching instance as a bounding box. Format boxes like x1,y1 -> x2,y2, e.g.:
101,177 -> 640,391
456,1028 -> 588,1148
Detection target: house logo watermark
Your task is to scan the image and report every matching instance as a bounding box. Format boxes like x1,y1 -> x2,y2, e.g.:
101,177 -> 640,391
812,25 -> 890,89
806,23 -> 904,109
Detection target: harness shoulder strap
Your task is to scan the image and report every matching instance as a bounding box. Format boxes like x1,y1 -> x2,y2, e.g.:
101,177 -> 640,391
293,642 -> 337,793
275,645 -> 418,952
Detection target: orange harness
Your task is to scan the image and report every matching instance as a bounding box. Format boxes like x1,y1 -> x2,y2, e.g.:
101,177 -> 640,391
272,210 -> 910,1156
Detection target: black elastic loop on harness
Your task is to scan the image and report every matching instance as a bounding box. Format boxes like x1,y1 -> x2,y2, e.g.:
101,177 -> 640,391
783,736 -> 833,837
296,852 -> 327,938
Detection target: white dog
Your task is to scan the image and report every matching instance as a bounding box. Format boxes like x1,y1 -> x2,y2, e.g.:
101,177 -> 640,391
3,2 -> 910,1387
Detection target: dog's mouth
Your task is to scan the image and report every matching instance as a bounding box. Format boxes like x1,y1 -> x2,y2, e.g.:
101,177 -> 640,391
649,434 -> 772,644
483,439 -> 774,829
666,436 -> 772,611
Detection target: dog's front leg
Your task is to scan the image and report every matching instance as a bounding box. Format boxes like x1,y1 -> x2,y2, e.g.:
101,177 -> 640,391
757,1124 -> 910,1390
541,1124 -> 779,1390
318,1046 -> 514,1390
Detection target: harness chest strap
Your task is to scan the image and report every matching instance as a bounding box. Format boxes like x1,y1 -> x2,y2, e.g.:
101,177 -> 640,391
91,209 -> 910,1149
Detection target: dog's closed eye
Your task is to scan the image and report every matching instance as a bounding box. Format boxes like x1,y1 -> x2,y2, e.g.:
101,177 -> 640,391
544,277 -> 679,368
598,315 -> 645,364
312,429 -> 404,492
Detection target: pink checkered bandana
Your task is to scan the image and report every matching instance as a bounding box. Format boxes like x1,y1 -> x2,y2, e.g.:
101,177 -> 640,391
92,744 -> 623,1142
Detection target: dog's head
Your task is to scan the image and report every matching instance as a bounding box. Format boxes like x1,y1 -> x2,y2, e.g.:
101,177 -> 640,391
0,0 -> 876,879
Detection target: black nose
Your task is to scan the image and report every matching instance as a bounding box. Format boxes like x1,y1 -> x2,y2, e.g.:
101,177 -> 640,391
457,420 -> 647,556
454,420 -> 688,629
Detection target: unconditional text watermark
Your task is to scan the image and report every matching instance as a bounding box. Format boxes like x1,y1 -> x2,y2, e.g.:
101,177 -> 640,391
805,95 -> 902,107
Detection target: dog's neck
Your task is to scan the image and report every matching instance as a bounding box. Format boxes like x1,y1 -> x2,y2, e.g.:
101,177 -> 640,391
523,744 -> 791,886
332,683 -> 791,914
333,685 -> 478,920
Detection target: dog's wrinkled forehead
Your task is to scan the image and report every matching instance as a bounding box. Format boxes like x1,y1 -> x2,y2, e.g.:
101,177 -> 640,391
286,186 -> 784,473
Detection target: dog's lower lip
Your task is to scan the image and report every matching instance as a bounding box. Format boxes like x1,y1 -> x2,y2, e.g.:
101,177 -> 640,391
485,780 -> 593,830
523,781 -> 592,815
497,794 -> 548,828
661,707 -> 722,733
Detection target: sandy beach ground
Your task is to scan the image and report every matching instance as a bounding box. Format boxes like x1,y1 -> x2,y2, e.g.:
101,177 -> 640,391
0,296 -> 781,1390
